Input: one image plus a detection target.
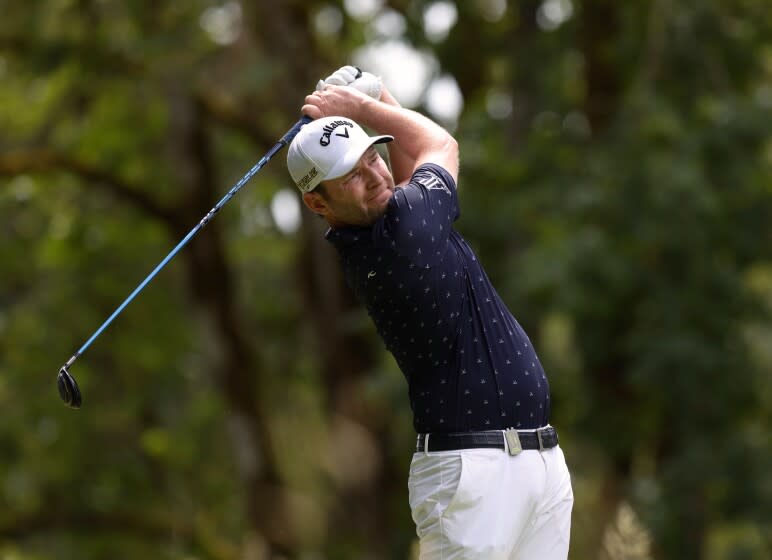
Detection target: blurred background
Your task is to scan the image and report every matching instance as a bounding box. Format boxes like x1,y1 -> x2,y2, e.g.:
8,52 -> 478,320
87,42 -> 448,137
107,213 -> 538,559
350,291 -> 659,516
1,0 -> 770,558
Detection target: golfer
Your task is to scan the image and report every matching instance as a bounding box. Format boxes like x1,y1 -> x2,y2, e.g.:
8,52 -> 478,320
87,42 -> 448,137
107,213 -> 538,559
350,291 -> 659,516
288,66 -> 573,559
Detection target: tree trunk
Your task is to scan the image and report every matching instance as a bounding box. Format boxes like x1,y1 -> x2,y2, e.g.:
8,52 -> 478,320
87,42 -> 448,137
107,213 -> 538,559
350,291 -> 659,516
243,3 -> 408,555
166,83 -> 295,556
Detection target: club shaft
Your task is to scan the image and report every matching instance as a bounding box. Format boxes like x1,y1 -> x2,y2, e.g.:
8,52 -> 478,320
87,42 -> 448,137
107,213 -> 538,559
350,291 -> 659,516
71,115 -> 312,362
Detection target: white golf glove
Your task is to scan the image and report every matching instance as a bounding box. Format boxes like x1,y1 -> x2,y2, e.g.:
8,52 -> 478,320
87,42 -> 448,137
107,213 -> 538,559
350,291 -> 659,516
316,65 -> 383,100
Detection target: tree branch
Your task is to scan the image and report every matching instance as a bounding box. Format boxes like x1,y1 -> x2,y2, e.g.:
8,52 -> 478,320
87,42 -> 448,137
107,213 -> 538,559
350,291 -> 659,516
0,149 -> 174,223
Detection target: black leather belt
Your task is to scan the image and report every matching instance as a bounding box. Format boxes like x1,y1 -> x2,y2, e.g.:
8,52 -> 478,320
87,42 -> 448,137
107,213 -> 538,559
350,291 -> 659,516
416,426 -> 559,455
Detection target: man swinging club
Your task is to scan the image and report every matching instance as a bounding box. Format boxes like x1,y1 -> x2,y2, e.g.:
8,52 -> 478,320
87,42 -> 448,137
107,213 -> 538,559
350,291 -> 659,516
287,65 -> 574,559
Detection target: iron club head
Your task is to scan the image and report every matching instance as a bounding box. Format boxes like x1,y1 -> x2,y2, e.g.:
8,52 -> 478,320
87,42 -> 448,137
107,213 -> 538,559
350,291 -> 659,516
57,366 -> 82,408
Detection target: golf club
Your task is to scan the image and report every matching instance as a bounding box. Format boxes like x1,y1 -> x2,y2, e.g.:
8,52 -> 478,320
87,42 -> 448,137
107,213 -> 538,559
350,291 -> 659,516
57,114 -> 313,408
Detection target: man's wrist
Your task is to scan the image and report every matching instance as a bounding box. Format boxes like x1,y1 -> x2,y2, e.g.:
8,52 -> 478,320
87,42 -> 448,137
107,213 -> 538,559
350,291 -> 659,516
354,94 -> 379,128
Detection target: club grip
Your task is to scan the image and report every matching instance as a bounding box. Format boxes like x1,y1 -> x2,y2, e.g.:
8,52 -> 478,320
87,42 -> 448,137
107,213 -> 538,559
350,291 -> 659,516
279,114 -> 313,147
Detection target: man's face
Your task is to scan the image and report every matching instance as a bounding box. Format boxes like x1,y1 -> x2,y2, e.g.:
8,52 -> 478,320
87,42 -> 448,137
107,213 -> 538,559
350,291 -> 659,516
305,147 -> 396,227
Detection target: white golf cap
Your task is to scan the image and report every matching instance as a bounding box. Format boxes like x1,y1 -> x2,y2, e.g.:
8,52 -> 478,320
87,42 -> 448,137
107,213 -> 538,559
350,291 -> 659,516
287,116 -> 393,193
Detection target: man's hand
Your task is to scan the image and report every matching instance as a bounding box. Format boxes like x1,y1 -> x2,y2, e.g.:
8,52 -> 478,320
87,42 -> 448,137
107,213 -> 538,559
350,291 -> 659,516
316,65 -> 383,100
302,84 -> 372,121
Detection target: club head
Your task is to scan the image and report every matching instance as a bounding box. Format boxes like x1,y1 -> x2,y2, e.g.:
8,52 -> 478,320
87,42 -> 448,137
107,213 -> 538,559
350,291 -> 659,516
57,366 -> 82,408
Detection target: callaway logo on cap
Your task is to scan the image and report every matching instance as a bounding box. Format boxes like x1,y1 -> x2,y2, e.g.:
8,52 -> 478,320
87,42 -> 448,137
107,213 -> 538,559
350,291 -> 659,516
287,116 -> 393,193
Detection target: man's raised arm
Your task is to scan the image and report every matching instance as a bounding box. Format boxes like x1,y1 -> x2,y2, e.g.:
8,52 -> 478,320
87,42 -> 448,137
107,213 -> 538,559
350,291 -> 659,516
302,85 -> 458,186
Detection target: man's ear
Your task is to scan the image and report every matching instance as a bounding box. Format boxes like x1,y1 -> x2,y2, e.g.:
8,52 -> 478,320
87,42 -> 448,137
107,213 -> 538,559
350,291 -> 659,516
302,191 -> 328,216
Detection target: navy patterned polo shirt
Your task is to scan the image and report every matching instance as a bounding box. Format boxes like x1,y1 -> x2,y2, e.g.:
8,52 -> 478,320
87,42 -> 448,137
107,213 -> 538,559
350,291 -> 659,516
326,163 -> 550,433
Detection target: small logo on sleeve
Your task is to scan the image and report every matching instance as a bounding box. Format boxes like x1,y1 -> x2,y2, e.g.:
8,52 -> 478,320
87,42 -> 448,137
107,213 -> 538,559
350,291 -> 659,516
413,169 -> 451,194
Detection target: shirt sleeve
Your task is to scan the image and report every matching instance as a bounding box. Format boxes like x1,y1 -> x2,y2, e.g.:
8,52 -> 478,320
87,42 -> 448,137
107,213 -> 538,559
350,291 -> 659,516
375,163 -> 460,268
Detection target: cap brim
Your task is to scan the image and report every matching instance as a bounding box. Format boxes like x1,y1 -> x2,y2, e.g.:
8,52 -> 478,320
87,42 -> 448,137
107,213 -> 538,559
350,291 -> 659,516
325,135 -> 394,181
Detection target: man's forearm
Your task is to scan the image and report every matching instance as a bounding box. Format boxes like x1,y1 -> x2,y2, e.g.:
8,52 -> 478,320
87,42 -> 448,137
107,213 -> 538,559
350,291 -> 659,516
357,90 -> 458,186
377,87 -> 416,185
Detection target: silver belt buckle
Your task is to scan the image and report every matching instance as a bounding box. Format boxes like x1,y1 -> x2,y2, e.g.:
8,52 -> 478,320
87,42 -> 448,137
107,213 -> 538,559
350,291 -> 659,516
537,427 -> 546,451
504,428 -> 522,456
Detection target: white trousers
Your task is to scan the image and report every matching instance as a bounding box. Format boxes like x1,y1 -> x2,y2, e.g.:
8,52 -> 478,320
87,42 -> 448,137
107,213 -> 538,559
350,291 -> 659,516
408,445 -> 573,559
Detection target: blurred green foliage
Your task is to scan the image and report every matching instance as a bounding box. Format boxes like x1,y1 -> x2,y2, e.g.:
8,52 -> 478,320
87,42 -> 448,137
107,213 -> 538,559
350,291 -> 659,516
1,0 -> 770,558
